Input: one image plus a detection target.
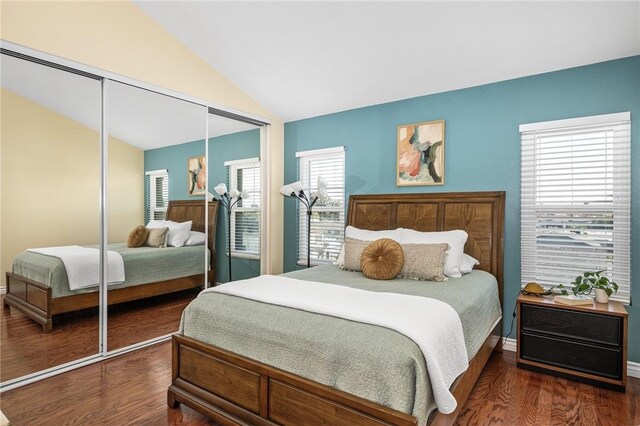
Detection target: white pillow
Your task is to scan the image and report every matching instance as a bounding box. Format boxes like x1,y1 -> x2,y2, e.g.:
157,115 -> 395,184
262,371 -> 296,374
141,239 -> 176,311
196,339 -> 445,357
335,226 -> 404,266
459,254 -> 480,275
148,220 -> 192,247
184,231 -> 206,246
400,229 -> 468,278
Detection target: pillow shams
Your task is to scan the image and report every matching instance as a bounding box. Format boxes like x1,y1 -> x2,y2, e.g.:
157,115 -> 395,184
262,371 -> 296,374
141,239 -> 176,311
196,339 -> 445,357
399,243 -> 448,282
459,253 -> 480,274
184,231 -> 206,246
400,229 -> 468,278
147,220 -> 192,247
336,226 -> 404,266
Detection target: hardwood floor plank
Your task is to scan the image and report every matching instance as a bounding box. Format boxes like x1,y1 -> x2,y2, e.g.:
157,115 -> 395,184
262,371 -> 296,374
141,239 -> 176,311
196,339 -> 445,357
1,290 -> 198,382
1,344 -> 638,426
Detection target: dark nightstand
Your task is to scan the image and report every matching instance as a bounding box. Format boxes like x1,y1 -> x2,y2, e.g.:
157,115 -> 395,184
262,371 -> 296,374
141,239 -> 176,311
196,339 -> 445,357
516,294 -> 628,391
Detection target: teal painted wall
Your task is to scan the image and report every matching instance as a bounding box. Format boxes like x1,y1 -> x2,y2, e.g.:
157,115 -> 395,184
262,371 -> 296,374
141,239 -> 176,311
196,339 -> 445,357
209,129 -> 261,283
283,56 -> 640,362
144,139 -> 206,210
144,129 -> 260,284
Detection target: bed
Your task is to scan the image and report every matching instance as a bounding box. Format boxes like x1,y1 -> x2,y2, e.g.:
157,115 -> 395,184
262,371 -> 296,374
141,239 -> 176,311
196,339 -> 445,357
3,200 -> 219,333
168,191 -> 505,425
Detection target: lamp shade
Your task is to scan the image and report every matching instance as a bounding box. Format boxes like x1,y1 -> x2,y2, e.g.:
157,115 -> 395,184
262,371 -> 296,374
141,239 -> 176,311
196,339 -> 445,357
214,183 -> 227,196
206,192 -> 215,201
229,189 -> 241,199
279,185 -> 295,197
241,190 -> 251,200
289,181 -> 304,193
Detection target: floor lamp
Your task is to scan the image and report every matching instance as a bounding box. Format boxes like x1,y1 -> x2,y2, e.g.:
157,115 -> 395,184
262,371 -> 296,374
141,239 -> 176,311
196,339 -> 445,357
213,183 -> 249,282
280,181 -> 318,268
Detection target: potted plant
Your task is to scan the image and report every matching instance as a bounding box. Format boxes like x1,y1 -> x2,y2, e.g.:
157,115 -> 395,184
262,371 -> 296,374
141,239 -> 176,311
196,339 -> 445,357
571,271 -> 618,303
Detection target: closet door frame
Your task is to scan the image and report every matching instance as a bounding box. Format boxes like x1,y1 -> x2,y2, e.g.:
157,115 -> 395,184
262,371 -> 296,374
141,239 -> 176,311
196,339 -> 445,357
0,40 -> 272,392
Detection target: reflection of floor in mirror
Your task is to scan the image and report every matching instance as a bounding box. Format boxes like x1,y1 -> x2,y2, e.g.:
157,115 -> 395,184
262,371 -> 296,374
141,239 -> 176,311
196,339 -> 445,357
0,288 -> 200,382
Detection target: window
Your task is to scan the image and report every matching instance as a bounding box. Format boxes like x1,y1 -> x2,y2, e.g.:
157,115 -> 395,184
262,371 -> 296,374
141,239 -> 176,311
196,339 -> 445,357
145,169 -> 168,222
226,158 -> 260,259
520,112 -> 630,302
297,147 -> 345,265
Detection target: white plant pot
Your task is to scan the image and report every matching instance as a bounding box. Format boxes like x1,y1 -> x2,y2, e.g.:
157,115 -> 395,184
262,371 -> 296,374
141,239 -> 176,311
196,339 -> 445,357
594,288 -> 609,304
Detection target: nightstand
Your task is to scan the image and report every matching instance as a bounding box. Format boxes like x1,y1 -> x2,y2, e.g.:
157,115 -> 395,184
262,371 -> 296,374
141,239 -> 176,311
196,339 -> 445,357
516,294 -> 628,391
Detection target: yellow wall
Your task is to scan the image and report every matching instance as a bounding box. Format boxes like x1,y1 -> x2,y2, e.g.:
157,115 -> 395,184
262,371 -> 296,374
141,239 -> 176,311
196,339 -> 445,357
0,89 -> 144,281
0,1 -> 284,275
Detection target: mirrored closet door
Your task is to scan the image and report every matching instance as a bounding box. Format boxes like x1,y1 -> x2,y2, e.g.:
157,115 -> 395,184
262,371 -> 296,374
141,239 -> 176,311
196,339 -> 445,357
106,81 -> 208,351
208,113 -> 263,283
1,54 -> 101,381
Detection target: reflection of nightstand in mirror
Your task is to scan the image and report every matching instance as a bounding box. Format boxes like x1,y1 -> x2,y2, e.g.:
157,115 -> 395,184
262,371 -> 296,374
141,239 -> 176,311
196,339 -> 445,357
516,294 -> 628,391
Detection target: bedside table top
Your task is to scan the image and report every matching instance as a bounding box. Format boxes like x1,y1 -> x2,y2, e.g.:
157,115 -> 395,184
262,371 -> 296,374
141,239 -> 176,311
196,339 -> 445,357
517,293 -> 628,317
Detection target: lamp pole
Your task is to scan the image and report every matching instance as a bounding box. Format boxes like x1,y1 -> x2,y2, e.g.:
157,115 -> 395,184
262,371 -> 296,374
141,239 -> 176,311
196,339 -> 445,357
213,184 -> 244,283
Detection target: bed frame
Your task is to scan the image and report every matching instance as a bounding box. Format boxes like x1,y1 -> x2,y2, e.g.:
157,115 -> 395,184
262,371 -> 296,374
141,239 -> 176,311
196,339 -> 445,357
168,191 -> 505,426
4,200 -> 219,333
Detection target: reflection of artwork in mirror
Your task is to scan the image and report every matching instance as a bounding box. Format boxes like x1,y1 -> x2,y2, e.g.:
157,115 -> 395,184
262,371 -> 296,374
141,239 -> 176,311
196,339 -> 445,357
188,155 -> 206,195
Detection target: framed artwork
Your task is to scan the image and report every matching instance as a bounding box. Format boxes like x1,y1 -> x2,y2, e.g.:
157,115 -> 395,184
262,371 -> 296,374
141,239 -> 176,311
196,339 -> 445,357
397,120 -> 445,186
188,156 -> 206,196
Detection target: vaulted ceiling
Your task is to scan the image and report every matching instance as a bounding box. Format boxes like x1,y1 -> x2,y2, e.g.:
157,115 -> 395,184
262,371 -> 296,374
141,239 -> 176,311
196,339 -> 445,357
135,1 -> 640,122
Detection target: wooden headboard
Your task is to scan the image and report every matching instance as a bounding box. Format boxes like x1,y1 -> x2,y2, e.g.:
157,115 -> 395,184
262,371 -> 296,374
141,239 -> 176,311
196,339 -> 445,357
166,200 -> 220,284
347,191 -> 505,303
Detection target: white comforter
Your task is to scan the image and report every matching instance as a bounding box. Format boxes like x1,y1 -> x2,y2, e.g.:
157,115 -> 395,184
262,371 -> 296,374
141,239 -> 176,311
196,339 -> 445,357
207,275 -> 468,414
27,245 -> 125,290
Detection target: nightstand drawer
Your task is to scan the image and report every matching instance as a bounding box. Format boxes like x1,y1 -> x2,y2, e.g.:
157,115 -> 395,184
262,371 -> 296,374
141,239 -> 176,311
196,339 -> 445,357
520,332 -> 622,379
521,304 -> 621,346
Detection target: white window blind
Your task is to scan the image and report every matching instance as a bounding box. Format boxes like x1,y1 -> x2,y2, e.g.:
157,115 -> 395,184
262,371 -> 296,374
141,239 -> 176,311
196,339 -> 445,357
297,147 -> 345,265
227,158 -> 260,259
145,169 -> 168,222
520,112 -> 631,302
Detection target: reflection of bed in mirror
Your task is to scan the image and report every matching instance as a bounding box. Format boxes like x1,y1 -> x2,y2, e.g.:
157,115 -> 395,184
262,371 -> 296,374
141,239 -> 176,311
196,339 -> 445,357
4,200 -> 218,333
169,192 -> 505,426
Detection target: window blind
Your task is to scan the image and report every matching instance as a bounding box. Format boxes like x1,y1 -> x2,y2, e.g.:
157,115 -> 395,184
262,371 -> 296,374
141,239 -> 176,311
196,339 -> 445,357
227,158 -> 260,258
297,147 -> 345,265
520,113 -> 631,302
145,169 -> 168,222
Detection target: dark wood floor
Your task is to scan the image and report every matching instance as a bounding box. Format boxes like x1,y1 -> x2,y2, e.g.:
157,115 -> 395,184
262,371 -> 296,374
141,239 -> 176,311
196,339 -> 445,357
1,289 -> 199,382
1,344 -> 637,426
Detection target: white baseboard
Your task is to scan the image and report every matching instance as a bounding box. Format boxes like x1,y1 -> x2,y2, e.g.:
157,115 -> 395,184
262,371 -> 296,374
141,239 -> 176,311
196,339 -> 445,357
502,337 -> 639,378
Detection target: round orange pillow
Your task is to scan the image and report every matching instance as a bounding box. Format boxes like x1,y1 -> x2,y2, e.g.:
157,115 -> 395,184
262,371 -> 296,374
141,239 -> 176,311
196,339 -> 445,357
360,238 -> 404,280
127,225 -> 149,248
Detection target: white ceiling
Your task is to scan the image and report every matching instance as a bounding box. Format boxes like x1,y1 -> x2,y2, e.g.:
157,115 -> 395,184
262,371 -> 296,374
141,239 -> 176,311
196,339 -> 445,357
1,55 -> 258,150
135,1 -> 640,122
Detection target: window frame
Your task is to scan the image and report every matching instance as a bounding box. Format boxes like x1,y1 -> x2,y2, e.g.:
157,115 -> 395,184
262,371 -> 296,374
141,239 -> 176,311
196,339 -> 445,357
145,169 -> 168,222
296,147 -> 346,266
520,112 -> 631,303
226,157 -> 261,260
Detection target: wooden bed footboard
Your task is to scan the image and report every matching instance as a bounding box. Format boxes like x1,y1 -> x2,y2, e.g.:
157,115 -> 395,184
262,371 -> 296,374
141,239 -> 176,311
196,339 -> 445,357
169,321 -> 502,426
4,272 -> 204,333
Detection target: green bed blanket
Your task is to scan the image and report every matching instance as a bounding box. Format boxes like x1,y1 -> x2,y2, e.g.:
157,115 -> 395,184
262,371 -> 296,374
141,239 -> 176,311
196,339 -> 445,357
12,243 -> 209,297
180,265 -> 502,424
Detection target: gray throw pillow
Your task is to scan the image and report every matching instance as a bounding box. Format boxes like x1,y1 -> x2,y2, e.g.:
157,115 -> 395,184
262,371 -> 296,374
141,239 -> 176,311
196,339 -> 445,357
342,237 -> 371,271
145,227 -> 169,248
398,243 -> 448,282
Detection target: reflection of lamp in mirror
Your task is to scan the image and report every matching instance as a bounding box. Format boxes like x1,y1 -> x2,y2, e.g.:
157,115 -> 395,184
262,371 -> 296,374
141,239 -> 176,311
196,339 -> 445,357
280,181 -> 319,268
213,183 -> 249,282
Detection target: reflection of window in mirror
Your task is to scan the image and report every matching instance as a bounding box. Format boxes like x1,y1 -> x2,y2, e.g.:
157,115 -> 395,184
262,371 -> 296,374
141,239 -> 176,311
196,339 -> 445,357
226,158 -> 260,260
145,169 -> 169,221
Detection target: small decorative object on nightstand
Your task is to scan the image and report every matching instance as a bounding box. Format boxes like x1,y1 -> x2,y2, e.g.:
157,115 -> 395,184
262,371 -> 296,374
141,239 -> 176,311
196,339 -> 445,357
517,293 -> 628,391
